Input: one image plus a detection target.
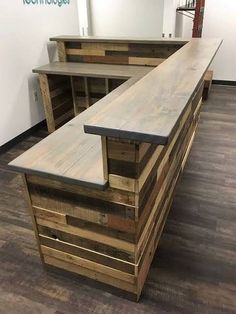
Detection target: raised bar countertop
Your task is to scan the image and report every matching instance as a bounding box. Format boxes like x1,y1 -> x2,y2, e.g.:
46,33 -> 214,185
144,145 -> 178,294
9,38 -> 222,190
32,62 -> 152,79
8,76 -> 143,190
50,35 -> 189,45
84,38 -> 222,144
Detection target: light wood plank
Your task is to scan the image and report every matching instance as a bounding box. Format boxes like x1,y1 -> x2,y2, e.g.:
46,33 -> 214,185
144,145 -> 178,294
38,74 -> 55,133
81,42 -> 129,51
66,48 -> 105,56
36,217 -> 135,253
44,255 -> 137,293
57,41 -> 67,62
129,57 -> 165,66
41,246 -> 135,283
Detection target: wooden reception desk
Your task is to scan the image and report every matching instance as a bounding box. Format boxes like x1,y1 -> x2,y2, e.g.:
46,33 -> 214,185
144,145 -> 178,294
9,37 -> 221,301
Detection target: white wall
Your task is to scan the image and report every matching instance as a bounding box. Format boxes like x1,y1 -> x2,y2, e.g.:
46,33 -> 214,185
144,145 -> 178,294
89,0 -> 164,37
163,0 -> 179,38
0,1 -> 79,146
202,0 -> 236,81
77,0 -> 92,35
178,15 -> 192,38
176,0 -> 236,81
175,0 -> 193,37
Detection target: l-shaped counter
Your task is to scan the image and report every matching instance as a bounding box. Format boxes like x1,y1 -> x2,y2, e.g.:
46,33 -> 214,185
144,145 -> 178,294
9,36 -> 222,301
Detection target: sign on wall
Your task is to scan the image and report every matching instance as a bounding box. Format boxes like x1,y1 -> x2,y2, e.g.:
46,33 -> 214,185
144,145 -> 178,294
23,0 -> 70,6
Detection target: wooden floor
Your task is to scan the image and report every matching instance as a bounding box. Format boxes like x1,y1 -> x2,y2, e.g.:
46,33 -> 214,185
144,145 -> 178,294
0,85 -> 236,314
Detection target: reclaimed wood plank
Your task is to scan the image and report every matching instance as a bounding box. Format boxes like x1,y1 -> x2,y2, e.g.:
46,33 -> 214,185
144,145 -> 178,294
39,234 -> 135,274
41,246 -> 135,283
129,57 -> 165,66
57,41 -> 67,62
38,74 -> 55,133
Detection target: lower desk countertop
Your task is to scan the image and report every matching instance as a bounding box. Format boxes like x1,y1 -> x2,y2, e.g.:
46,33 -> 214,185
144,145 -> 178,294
32,62 -> 153,79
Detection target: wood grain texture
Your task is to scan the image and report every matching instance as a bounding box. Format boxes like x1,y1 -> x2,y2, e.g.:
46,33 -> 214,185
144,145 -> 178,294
66,48 -> 106,56
33,62 -> 153,79
84,39 -> 222,144
48,74 -> 74,128
81,42 -> 129,51
64,42 -> 183,65
128,57 -> 165,66
38,74 -> 55,133
203,70 -> 213,100
57,41 -> 67,62
39,234 -> 135,274
51,37 -> 186,66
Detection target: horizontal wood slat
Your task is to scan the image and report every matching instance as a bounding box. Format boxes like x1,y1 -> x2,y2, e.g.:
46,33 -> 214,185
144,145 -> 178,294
63,41 -> 182,66
128,57 -> 165,66
66,48 -> 105,56
38,225 -> 134,263
44,255 -> 136,294
41,245 -> 135,283
39,234 -> 135,274
36,217 -> 135,253
81,42 -> 129,51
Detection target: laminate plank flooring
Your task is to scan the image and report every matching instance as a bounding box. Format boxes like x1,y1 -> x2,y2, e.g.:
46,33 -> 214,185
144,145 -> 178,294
0,85 -> 236,313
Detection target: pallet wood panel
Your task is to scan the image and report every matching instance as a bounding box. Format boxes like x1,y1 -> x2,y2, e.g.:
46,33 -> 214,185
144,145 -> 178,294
41,246 -> 135,284
40,74 -> 74,131
62,41 -> 184,66
44,255 -> 136,294
38,225 -> 135,263
39,234 -> 135,274
26,99 -> 200,299
18,87 -> 202,299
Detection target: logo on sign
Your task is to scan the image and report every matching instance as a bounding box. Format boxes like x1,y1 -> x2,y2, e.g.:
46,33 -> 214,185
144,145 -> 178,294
23,0 -> 70,7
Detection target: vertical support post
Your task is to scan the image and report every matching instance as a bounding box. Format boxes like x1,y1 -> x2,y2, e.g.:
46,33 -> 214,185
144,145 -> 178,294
101,136 -> 108,180
57,41 -> 67,62
38,73 -> 55,133
84,77 -> 91,108
21,174 -> 44,264
192,0 -> 205,38
70,76 -> 78,116
105,78 -> 109,95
